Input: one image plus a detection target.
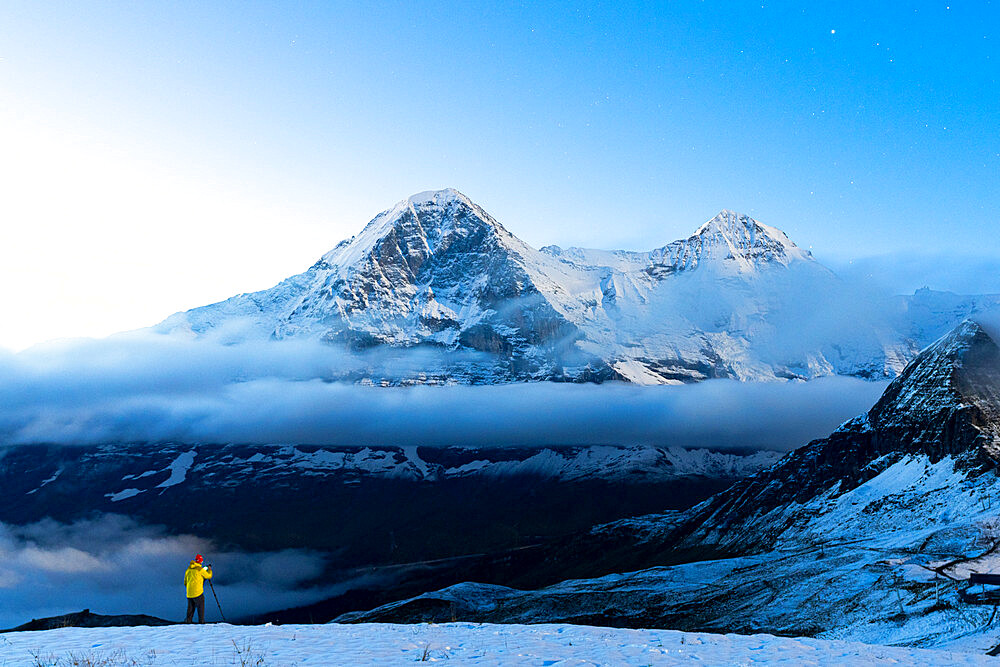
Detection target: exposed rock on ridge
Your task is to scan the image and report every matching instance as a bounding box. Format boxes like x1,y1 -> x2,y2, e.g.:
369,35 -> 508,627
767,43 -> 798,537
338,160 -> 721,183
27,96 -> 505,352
665,318 -> 1000,556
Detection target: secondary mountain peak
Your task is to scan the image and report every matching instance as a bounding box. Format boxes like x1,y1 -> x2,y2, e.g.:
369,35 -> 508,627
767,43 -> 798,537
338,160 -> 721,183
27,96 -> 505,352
633,210 -> 813,278
405,187 -> 473,208
866,318 -> 1000,463
684,209 -> 811,269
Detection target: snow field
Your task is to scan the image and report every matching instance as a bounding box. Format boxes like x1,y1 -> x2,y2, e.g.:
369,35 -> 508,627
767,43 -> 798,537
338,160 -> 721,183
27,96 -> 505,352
2,622 -> 996,666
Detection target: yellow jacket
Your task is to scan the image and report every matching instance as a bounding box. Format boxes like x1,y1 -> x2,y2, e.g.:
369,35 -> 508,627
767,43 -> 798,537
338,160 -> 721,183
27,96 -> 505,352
184,561 -> 213,598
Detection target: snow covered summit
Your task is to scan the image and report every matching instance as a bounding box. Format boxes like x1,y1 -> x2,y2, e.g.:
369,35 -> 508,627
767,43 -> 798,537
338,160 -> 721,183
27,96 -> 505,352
686,208 -> 813,270
155,189 -> 1000,384
539,208 -> 812,277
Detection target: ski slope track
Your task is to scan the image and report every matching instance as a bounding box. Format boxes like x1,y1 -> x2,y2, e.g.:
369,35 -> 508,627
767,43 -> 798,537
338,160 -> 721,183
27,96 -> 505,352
156,189 -> 1000,384
337,318 -> 1000,654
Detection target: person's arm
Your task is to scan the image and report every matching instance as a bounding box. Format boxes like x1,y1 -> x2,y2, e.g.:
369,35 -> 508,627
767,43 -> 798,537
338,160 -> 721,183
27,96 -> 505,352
202,566 -> 213,580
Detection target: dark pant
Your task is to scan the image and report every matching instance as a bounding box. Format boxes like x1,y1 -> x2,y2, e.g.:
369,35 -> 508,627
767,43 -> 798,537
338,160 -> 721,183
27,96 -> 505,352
185,594 -> 206,623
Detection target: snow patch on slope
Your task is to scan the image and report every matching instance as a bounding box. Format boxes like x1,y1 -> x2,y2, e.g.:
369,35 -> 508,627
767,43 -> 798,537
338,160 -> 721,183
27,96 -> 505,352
155,450 -> 196,489
106,488 -> 144,502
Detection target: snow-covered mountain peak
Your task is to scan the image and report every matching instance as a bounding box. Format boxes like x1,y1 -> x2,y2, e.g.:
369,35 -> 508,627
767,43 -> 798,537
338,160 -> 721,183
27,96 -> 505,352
872,319 -> 997,412
695,209 -> 772,236
317,188 -> 504,270
680,209 -> 812,271
862,318 -> 1000,464
406,187 -> 473,207
540,210 -> 812,277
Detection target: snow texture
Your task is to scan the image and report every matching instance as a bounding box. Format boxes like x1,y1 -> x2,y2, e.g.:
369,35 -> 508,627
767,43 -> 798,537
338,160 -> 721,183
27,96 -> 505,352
2,622 -> 994,666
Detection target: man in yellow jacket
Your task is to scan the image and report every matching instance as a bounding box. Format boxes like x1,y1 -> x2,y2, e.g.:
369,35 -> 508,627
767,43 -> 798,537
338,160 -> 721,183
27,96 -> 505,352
184,554 -> 213,623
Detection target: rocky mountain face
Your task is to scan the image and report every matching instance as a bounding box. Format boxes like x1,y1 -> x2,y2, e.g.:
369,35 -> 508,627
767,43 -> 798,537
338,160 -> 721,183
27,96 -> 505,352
156,189 -> 1000,384
331,319 -> 1000,651
666,318 -> 1000,555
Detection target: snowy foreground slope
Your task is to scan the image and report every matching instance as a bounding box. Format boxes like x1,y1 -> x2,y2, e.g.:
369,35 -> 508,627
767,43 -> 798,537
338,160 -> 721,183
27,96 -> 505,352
156,188 -> 1000,384
4,622 -> 995,666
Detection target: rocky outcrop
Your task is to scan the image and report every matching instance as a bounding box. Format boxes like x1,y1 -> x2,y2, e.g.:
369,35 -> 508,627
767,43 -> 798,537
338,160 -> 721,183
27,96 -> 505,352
3,609 -> 172,632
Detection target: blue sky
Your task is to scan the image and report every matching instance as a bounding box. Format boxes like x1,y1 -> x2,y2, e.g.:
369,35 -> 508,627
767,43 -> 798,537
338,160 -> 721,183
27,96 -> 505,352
0,1 -> 997,347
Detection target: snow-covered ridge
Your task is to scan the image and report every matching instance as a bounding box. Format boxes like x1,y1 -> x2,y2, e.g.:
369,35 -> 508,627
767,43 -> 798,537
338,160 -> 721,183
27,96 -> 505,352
546,208 -> 812,276
264,444 -> 782,482
89,445 -> 781,496
155,189 -> 1000,384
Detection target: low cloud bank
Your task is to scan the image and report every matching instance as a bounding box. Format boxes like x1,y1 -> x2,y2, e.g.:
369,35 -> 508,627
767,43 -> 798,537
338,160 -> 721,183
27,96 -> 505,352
0,334 -> 887,451
0,515 -> 337,629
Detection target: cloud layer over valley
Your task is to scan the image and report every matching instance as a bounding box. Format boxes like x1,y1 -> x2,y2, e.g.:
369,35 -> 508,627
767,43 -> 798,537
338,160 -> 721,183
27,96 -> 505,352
0,333 -> 887,451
